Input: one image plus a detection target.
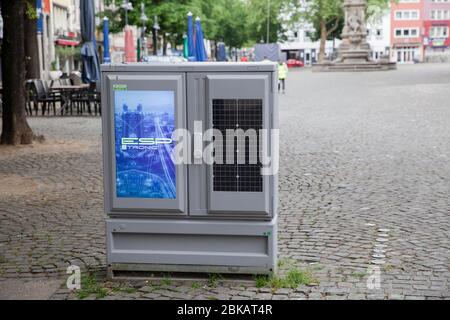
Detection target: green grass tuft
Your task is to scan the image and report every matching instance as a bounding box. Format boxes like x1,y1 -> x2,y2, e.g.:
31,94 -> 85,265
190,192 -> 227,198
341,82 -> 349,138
255,275 -> 269,288
160,277 -> 172,286
254,267 -> 318,290
191,282 -> 201,289
208,273 -> 222,288
75,273 -> 108,300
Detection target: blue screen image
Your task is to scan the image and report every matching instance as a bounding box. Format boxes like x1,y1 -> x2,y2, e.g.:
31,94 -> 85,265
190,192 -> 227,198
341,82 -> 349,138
114,90 -> 176,199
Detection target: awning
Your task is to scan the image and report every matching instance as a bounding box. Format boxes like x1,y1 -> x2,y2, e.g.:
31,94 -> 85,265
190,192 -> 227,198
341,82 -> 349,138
56,39 -> 80,46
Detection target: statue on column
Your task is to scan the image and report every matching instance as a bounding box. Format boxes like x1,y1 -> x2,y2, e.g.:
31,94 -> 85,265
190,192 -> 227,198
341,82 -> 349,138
335,0 -> 372,63
314,0 -> 396,71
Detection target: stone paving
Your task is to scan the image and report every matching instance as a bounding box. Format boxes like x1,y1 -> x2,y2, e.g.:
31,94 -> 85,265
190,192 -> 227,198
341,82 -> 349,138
0,64 -> 449,300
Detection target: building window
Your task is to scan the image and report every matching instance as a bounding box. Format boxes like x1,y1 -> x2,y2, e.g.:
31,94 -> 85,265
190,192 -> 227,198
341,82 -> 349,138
430,26 -> 449,38
394,10 -> 420,20
53,4 -> 69,34
394,28 -> 420,38
376,29 -> 382,39
431,10 -> 449,20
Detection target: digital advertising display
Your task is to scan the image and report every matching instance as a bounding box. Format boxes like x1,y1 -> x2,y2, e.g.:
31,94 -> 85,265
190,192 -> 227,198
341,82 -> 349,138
114,90 -> 176,199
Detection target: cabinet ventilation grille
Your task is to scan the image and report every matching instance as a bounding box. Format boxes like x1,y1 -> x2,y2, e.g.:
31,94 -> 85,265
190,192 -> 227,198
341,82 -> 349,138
212,99 -> 263,192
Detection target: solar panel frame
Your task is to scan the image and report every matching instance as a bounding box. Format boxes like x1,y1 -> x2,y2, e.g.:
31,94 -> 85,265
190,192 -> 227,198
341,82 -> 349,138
212,99 -> 263,192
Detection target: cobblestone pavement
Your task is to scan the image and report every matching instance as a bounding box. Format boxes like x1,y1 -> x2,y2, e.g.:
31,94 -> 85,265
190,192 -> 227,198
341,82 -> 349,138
0,64 -> 449,300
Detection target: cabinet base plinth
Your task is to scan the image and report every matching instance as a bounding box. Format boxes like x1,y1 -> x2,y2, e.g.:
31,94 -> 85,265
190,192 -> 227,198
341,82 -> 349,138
106,218 -> 277,277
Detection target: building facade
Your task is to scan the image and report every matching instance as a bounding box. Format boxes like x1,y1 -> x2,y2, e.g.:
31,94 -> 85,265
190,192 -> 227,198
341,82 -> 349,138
280,0 -> 336,65
280,27 -> 336,66
423,0 -> 450,62
281,0 -> 450,65
367,10 -> 392,61
37,0 -> 107,79
52,0 -> 82,73
390,0 -> 425,63
37,0 -> 82,79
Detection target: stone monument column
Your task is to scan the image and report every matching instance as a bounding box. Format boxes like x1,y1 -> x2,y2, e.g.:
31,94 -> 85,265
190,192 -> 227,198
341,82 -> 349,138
313,0 -> 396,71
335,0 -> 372,63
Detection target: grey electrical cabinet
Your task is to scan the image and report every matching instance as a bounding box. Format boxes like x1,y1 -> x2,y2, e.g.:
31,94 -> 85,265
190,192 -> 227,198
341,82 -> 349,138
101,62 -> 278,276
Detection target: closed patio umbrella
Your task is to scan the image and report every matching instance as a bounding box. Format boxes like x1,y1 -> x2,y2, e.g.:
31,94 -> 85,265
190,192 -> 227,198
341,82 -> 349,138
103,16 -> 111,63
124,26 -> 136,62
80,0 -> 100,83
195,17 -> 207,62
182,34 -> 188,59
187,12 -> 196,61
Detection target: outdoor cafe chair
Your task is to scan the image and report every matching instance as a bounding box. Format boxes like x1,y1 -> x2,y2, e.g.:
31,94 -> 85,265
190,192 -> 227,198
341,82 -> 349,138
70,84 -> 98,115
25,80 -> 35,116
30,79 -> 61,116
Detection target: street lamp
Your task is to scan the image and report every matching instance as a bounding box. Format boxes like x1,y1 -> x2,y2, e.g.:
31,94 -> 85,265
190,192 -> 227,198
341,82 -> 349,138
152,15 -> 160,56
266,0 -> 270,43
0,8 -> 3,40
106,1 -> 117,12
121,0 -> 133,26
139,2 -> 149,60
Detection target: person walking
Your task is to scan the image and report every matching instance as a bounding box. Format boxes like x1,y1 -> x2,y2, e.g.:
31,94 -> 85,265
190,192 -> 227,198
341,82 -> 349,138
278,60 -> 288,94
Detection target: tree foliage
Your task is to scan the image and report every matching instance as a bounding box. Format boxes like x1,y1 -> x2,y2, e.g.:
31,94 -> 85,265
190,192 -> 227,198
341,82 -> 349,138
246,0 -> 286,44
301,0 -> 392,41
99,0 -> 392,53
203,0 -> 249,48
303,0 -> 343,41
99,0 -> 293,49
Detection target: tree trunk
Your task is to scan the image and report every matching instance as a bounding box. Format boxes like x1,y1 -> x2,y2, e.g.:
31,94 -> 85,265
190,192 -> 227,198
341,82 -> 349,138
162,34 -> 167,56
152,28 -> 158,55
24,0 -> 40,80
1,0 -> 34,145
318,20 -> 327,63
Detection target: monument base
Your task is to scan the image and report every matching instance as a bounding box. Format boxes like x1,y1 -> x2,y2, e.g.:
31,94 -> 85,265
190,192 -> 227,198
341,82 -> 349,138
312,60 -> 396,72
